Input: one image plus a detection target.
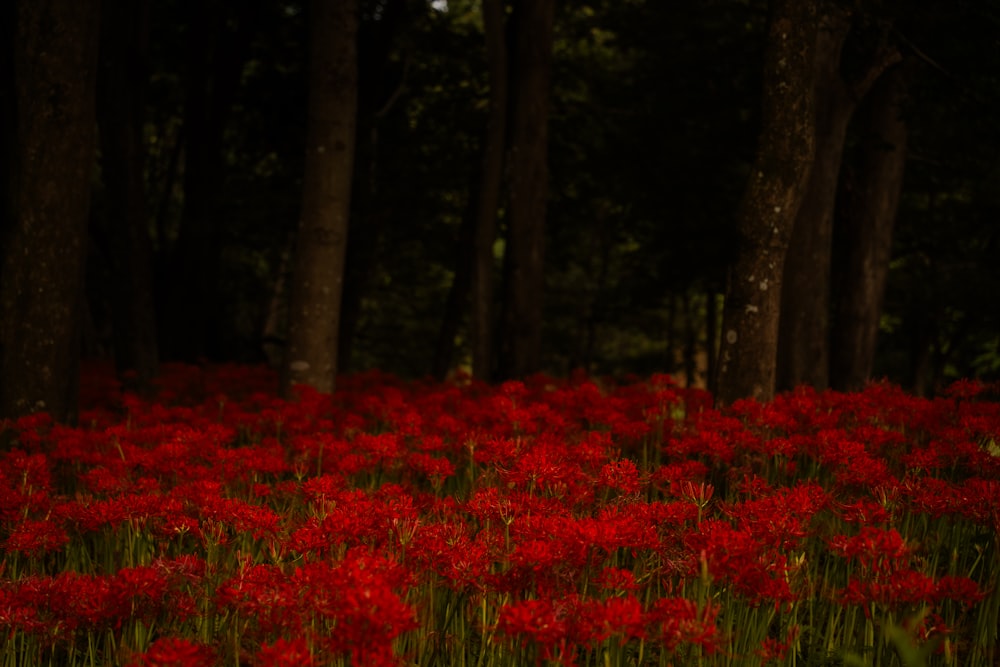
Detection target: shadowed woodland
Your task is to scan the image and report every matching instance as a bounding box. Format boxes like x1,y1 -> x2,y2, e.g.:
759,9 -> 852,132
1,0 -> 999,423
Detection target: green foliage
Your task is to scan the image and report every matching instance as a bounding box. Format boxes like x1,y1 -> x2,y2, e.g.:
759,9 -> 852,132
841,608 -> 943,667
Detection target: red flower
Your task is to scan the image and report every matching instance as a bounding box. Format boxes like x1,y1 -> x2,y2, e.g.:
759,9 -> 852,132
646,596 -> 720,654
828,527 -> 912,574
256,637 -> 315,667
593,567 -> 638,592
598,459 -> 642,495
127,637 -> 216,667
3,518 -> 69,556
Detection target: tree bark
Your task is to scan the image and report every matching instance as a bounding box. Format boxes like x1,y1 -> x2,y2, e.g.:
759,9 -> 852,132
499,0 -> 556,380
777,9 -> 900,392
97,0 -> 159,394
281,0 -> 358,396
775,10 -> 851,392
714,0 -> 819,407
470,0 -> 508,382
830,63 -> 909,391
0,0 -> 101,423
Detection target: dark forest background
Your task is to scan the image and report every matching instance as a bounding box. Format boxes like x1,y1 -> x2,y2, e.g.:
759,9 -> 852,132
2,0 -> 999,424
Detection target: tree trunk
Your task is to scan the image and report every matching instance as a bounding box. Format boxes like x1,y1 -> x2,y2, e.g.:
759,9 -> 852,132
0,0 -> 101,423
830,63 -> 909,391
498,0 -> 556,380
714,0 -> 819,407
470,0 -> 508,382
433,0 -> 511,382
777,10 -> 901,392
159,0 -> 252,362
706,289 -> 720,390
281,0 -> 358,396
776,10 -> 851,392
97,0 -> 159,394
339,0 -> 405,371
432,191 -> 477,380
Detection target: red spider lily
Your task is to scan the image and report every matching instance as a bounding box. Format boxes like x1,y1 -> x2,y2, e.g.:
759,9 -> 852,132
198,495 -> 282,541
593,566 -> 639,592
498,593 -> 652,663
0,561 -> 200,643
649,460 -> 711,493
666,430 -> 736,466
409,523 -> 494,593
646,596 -> 721,654
495,597 -> 570,662
3,518 -> 69,557
836,568 -> 984,613
943,378 -> 992,401
404,451 -> 456,488
723,482 -> 829,551
839,569 -> 939,610
828,526 -> 912,574
834,454 -> 896,490
685,520 -> 799,608
217,550 -> 417,662
598,459 -> 642,495
934,575 -> 987,607
126,636 -> 216,667
255,637 -> 316,667
755,624 -> 800,662
498,440 -> 589,500
836,496 -> 897,524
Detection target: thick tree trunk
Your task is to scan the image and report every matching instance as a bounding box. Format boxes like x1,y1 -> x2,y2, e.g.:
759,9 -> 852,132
470,0 -> 508,382
0,0 -> 101,423
281,0 -> 358,396
714,0 -> 818,407
97,0 -> 159,394
830,64 -> 909,391
499,0 -> 556,380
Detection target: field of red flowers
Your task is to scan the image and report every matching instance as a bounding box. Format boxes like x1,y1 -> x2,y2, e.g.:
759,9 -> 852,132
0,363 -> 997,666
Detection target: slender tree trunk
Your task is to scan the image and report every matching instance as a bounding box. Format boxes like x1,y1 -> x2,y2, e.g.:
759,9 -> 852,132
432,190 -> 477,380
682,291 -> 698,388
97,0 -> 159,394
831,64 -> 909,391
777,10 -> 900,392
714,0 -> 819,407
499,0 -> 556,380
706,289 -> 720,391
471,0 -> 508,382
339,0 -> 405,371
160,0 -> 252,362
337,116 -> 379,374
0,0 -> 101,423
281,0 -> 358,396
